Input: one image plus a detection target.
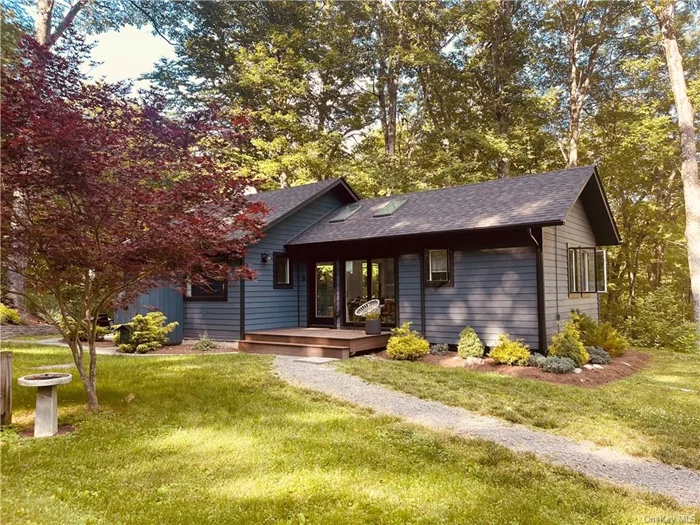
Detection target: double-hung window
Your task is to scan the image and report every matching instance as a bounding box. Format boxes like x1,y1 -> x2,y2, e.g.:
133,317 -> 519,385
425,249 -> 453,286
568,246 -> 607,294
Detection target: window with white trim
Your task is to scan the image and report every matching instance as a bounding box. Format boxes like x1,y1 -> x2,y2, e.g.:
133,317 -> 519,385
568,246 -> 607,294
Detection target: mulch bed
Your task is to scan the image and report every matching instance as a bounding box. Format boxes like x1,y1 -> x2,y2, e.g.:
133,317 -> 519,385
374,349 -> 649,388
147,344 -> 237,355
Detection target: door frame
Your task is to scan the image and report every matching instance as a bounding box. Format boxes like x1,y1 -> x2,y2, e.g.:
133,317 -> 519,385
308,261 -> 336,327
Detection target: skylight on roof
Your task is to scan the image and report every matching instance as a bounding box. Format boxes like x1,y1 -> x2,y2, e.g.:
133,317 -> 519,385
329,203 -> 362,223
374,198 -> 408,217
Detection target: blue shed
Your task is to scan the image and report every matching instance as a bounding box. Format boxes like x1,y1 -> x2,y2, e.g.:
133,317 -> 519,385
114,287 -> 184,345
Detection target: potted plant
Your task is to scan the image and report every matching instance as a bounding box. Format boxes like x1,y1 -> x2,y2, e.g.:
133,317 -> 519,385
364,309 -> 382,335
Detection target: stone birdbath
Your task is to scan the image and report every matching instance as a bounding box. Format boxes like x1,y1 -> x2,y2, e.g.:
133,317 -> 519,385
18,373 -> 72,438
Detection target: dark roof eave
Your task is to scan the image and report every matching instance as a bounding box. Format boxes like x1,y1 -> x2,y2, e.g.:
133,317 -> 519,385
286,219 -> 564,249
262,178 -> 359,232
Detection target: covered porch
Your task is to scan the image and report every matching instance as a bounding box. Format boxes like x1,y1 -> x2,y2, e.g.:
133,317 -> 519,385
238,327 -> 390,359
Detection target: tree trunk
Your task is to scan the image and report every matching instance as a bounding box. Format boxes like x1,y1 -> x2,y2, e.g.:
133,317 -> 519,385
568,99 -> 582,167
386,63 -> 398,158
656,1 -> 700,330
36,0 -> 89,48
6,268 -> 25,311
493,0 -> 513,179
68,340 -> 99,411
36,0 -> 54,45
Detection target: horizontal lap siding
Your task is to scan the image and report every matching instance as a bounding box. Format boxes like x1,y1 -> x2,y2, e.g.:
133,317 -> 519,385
184,278 -> 240,341
425,247 -> 539,349
116,287 -> 184,344
398,253 -> 422,333
245,192 -> 342,331
543,199 -> 599,343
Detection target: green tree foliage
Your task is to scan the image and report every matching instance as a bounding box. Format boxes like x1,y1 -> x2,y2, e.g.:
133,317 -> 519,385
626,286 -> 699,353
38,0 -> 699,339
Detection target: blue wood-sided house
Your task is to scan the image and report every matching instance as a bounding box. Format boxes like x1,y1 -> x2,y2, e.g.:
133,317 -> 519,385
117,166 -> 620,357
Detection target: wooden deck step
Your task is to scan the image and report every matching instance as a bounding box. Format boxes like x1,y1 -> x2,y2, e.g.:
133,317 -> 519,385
245,332 -> 365,346
244,331 -> 390,355
238,340 -> 350,359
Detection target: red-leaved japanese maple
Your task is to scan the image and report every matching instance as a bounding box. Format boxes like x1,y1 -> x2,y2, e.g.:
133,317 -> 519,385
1,37 -> 266,410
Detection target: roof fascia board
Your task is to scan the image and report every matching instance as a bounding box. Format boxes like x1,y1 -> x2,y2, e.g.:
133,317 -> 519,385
561,165 -> 621,245
287,219 -> 564,248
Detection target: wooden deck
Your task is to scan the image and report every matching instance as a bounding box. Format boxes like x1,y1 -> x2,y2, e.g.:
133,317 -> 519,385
238,327 -> 390,359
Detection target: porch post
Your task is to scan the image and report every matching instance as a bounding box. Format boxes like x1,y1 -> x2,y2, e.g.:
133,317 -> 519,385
334,258 -> 341,329
529,228 -> 547,353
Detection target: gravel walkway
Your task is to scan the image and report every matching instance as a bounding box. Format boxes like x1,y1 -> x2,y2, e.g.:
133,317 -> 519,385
275,356 -> 700,507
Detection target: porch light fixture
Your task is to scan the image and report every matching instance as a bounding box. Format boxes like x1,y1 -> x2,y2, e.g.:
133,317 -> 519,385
261,251 -> 270,263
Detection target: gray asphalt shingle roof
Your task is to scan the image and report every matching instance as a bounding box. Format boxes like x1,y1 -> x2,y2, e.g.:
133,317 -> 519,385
247,178 -> 348,228
288,166 -> 598,246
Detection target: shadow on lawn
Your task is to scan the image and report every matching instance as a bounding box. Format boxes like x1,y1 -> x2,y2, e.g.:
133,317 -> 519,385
2,347 -> 690,524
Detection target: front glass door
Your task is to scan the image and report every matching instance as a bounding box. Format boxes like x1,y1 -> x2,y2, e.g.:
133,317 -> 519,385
314,262 -> 335,325
344,258 -> 395,326
345,260 -> 368,324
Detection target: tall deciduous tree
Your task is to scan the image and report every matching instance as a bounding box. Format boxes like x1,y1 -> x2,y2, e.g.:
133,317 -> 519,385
652,0 -> 700,328
1,37 -> 265,409
33,0 -> 176,48
540,0 -> 634,166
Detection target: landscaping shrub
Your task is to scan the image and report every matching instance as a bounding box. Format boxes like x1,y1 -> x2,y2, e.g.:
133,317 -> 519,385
0,304 -> 21,325
548,321 -> 589,367
194,336 -> 217,351
571,311 -> 628,356
386,322 -> 430,361
115,312 -> 178,354
430,343 -> 450,356
457,326 -> 484,358
586,346 -> 611,365
59,317 -> 110,342
625,287 -> 699,353
570,310 -> 597,342
541,356 -> 576,374
528,353 -> 547,368
589,322 -> 627,357
489,334 -> 530,366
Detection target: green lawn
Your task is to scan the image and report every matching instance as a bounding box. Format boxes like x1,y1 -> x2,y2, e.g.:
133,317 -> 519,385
337,349 -> 700,470
1,344 -> 696,524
